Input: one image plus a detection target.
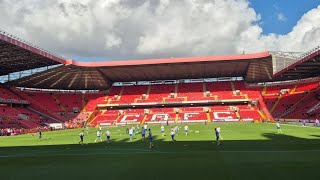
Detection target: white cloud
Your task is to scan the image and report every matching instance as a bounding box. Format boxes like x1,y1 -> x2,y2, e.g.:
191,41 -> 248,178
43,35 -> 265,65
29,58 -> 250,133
0,0 -> 319,60
105,34 -> 122,49
277,12 -> 286,22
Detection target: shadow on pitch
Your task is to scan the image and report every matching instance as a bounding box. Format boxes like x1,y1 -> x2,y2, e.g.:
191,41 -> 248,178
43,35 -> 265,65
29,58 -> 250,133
1,132 -> 320,157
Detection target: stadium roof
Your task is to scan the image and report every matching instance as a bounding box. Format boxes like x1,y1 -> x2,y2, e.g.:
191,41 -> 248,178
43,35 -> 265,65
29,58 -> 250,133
273,47 -> 320,80
0,31 -> 65,76
6,52 -> 273,90
1,31 -> 319,90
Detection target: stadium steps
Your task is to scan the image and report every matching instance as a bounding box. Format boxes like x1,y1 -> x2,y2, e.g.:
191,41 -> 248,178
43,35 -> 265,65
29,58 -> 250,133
145,85 -> 151,99
258,94 -> 274,121
112,112 -> 123,125
145,85 -> 150,99
86,109 -> 100,125
243,94 -> 249,99
81,93 -> 86,111
206,108 -> 211,122
101,110 -> 107,115
206,112 -> 211,122
202,82 -> 206,95
290,85 -> 297,94
270,94 -> 282,113
26,107 -> 61,123
140,114 -> 148,124
117,86 -> 124,100
51,94 -> 68,114
104,95 -> 109,103
258,110 -> 267,120
87,115 -> 98,126
18,118 -> 40,129
230,81 -> 236,94
175,113 -> 179,123
262,86 -> 267,96
105,86 -> 113,104
235,111 -> 242,121
174,84 -> 178,98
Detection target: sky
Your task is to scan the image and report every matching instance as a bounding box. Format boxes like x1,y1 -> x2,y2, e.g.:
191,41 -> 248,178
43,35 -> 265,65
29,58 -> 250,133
250,0 -> 320,35
0,0 -> 319,61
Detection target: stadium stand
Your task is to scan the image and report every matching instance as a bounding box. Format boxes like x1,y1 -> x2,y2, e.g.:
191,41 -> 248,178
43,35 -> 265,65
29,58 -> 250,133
1,78 -> 320,130
1,30 -> 320,131
0,86 -> 21,100
1,79 -> 319,129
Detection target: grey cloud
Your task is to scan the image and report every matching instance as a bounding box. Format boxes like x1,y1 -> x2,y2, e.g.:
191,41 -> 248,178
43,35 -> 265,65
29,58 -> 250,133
0,0 -> 319,61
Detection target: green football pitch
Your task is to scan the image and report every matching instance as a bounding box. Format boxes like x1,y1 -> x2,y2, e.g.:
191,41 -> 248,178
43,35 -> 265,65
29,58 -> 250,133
0,123 -> 320,180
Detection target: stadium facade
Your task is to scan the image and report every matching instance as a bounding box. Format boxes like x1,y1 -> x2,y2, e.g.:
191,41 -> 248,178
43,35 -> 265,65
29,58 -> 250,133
0,30 -> 319,131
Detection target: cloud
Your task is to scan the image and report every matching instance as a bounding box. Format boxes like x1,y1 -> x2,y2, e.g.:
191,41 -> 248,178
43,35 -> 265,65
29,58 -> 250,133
277,12 -> 286,22
0,0 -> 319,61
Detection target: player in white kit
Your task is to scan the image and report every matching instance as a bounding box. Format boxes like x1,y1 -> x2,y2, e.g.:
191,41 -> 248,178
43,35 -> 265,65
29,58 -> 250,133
184,124 -> 189,136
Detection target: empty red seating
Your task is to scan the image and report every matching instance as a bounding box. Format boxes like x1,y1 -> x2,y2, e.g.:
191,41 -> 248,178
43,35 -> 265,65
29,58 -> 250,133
284,88 -> 320,119
0,106 -> 43,129
94,81 -> 267,105
84,93 -> 103,111
120,85 -> 148,103
239,110 -> 262,120
94,115 -> 118,125
24,91 -> 63,112
178,83 -> 204,101
146,84 -> 175,102
107,86 -> 123,103
206,82 -> 243,99
1,79 -> 320,130
13,89 -> 67,122
263,96 -> 278,110
295,82 -> 319,92
233,81 -> 262,98
0,87 -> 21,100
54,93 -> 82,111
272,93 -> 305,117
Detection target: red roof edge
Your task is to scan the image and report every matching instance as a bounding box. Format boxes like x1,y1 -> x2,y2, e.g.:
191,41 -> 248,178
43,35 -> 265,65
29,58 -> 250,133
67,51 -> 271,67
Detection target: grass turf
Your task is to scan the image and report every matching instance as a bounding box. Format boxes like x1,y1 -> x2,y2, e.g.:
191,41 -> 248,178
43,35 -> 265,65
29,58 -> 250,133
0,123 -> 320,180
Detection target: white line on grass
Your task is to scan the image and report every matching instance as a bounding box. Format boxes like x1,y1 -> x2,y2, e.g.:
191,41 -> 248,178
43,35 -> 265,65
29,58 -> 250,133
278,123 -> 320,129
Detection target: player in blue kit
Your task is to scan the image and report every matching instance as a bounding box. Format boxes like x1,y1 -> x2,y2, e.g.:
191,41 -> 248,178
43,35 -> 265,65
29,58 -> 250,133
148,128 -> 154,149
214,127 -> 221,145
161,125 -> 165,136
141,127 -> 146,140
170,128 -> 176,142
79,130 -> 85,145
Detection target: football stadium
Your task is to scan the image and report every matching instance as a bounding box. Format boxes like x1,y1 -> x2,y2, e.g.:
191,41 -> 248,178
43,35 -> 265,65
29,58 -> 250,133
1,2 -> 320,180
1,29 -> 320,179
